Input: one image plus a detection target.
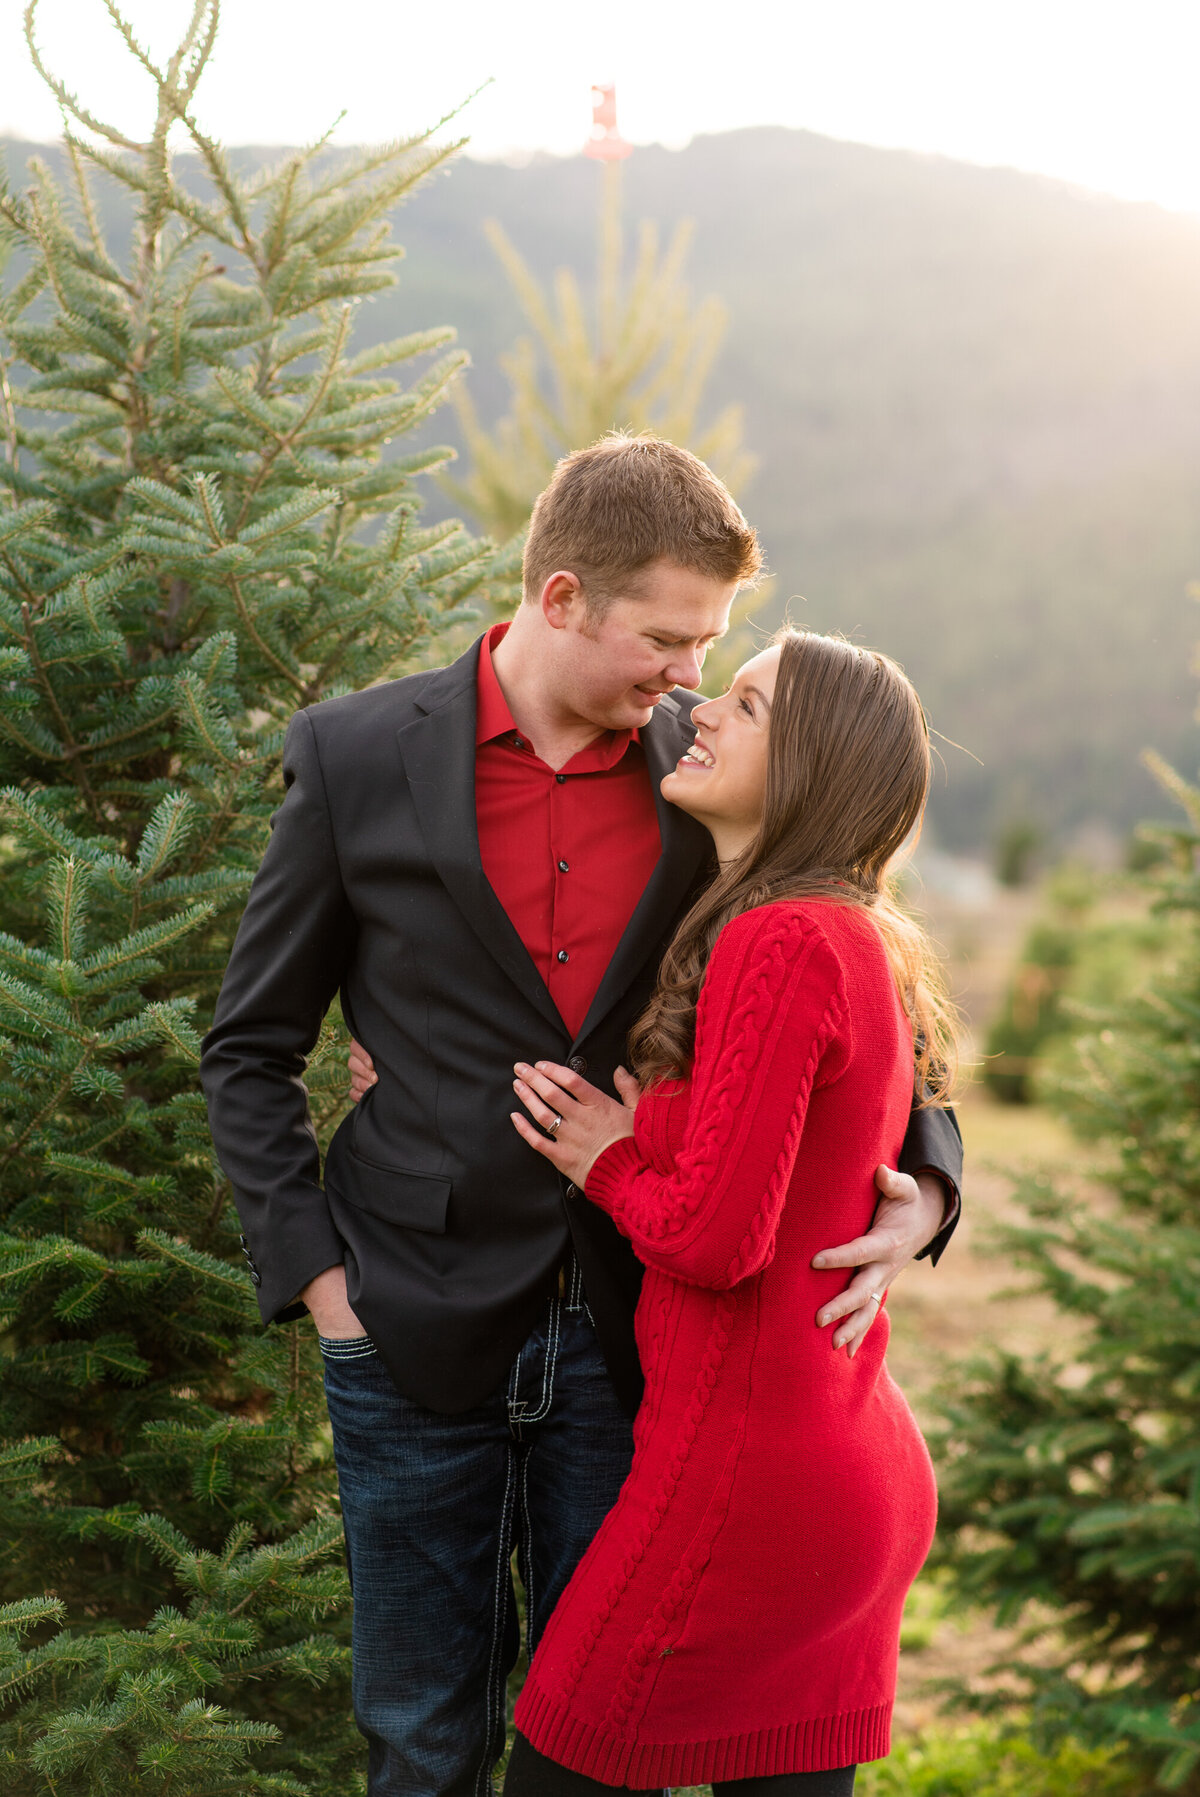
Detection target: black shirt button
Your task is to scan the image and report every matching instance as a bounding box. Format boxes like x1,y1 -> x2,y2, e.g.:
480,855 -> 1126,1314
512,735 -> 525,748
557,949 -> 569,963
558,859 -> 570,873
555,773 -> 566,784
568,1056 -> 587,1074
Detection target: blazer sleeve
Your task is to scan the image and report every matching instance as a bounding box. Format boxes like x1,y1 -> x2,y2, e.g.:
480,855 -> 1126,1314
200,707 -> 356,1325
901,1098 -> 963,1265
584,906 -> 850,1289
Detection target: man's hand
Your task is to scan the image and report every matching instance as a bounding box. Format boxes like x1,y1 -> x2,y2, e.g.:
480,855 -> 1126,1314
811,1167 -> 948,1357
299,1263 -> 366,1339
348,1037 -> 376,1104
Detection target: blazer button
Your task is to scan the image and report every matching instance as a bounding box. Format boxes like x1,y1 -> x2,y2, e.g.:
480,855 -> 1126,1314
568,1056 -> 587,1074
565,1183 -> 577,1199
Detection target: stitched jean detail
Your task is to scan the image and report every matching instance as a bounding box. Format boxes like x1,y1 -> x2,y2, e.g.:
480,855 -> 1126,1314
508,1299 -> 561,1435
319,1334 -> 378,1360
476,1454 -> 519,1797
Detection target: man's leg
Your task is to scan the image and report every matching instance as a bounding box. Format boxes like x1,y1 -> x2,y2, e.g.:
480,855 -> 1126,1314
322,1335 -> 521,1797
514,1270 -> 635,1653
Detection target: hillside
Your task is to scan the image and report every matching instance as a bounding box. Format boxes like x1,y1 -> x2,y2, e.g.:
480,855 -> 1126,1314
5,125 -> 1200,849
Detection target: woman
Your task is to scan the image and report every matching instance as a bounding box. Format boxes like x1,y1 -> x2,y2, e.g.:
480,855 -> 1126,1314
499,629 -> 958,1793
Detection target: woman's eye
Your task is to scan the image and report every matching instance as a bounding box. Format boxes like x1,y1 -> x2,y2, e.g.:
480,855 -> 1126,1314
739,697 -> 754,716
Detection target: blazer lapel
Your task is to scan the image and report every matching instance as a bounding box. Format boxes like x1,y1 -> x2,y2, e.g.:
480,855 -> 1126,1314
397,646 -> 566,1035
573,695 -> 712,1048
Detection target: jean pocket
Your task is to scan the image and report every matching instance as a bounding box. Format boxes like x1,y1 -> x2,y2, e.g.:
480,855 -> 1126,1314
318,1333 -> 378,1361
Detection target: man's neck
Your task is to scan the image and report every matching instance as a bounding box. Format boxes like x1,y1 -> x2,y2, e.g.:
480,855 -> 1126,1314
489,614 -> 612,772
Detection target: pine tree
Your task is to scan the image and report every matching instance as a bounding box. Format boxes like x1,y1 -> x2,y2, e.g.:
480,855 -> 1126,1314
934,749 -> 1200,1790
439,160 -> 764,659
0,3 -> 493,1789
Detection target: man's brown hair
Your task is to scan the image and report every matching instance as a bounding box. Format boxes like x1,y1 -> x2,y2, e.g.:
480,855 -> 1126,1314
522,433 -> 762,610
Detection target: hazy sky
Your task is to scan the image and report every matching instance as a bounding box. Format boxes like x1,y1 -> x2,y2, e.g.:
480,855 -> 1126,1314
4,0 -> 1200,215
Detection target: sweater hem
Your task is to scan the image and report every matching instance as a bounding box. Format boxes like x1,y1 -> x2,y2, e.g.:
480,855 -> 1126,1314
513,1682 -> 892,1783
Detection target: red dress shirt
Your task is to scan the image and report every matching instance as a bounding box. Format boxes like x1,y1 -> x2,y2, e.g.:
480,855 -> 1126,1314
475,625 -> 662,1039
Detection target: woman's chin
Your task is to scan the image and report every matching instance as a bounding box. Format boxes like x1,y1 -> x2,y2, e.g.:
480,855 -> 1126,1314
660,766 -> 710,819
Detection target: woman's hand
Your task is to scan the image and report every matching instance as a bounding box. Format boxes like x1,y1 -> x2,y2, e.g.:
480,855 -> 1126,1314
812,1165 -> 949,1356
348,1037 -> 377,1104
511,1061 -> 641,1189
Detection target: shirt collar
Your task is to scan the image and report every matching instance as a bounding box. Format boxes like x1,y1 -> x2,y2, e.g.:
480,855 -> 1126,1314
475,623 -> 519,746
475,623 -> 641,767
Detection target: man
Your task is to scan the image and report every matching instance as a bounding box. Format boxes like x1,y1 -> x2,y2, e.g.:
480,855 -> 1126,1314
201,435 -> 961,1797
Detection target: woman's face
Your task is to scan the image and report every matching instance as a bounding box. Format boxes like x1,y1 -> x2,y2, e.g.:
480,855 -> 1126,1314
660,646 -> 780,859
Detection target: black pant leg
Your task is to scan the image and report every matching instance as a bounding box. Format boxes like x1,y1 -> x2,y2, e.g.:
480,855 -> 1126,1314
716,1769 -> 857,1797
504,1731 -> 856,1797
503,1733 -> 662,1797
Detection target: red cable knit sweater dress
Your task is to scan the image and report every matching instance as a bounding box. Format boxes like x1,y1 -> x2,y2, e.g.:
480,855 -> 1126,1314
514,899 -> 939,1785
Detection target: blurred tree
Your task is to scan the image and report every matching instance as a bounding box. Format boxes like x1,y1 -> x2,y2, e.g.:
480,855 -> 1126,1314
442,164 -> 754,543
983,868 -> 1094,1103
440,161 -> 766,674
935,748 -> 1200,1791
0,2 -> 492,1790
983,865 -> 1167,1103
995,819 -> 1043,888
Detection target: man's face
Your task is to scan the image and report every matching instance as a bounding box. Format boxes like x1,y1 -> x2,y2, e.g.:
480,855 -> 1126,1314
552,559 -> 738,733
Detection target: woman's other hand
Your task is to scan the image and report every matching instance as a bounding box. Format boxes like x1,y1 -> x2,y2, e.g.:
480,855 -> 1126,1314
348,1037 -> 377,1105
812,1165 -> 949,1356
511,1061 -> 640,1189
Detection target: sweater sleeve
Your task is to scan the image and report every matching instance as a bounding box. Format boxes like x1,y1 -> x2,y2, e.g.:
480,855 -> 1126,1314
585,905 -> 849,1289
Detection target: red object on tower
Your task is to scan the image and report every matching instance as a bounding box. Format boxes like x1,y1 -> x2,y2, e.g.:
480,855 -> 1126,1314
584,83 -> 632,161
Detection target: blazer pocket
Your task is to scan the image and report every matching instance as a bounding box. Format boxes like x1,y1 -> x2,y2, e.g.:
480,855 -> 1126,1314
339,1150 -> 452,1234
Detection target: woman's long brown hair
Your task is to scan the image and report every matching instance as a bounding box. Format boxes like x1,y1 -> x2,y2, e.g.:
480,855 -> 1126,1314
629,629 -> 960,1101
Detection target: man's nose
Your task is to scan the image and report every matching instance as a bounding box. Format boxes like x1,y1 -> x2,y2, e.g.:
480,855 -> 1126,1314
665,645 -> 704,691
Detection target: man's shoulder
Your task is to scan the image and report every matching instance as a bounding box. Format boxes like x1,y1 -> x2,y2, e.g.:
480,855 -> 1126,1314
670,686 -> 702,721
647,686 -> 701,741
299,646 -> 476,745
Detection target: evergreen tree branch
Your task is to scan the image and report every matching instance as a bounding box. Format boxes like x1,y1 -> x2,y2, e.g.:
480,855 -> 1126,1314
23,2 -> 142,153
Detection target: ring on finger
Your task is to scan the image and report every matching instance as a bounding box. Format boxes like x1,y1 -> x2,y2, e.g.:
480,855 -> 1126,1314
547,1114 -> 563,1137
866,1290 -> 885,1306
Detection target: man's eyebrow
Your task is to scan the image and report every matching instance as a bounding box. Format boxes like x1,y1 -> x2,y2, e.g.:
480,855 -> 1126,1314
648,627 -> 728,644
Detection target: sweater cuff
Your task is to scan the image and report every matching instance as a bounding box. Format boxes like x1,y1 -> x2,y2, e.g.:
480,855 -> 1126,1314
583,1135 -> 645,1218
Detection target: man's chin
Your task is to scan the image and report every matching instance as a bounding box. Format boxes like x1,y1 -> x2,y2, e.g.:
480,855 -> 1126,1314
628,692 -> 668,725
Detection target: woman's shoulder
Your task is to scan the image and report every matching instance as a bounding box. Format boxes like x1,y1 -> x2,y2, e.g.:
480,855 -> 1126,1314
710,898 -> 894,986
709,898 -> 848,977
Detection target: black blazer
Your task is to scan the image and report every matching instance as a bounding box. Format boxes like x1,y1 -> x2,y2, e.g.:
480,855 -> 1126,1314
201,638 -> 962,1415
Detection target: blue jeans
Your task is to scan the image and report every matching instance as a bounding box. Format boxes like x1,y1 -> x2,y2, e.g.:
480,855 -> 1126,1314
321,1275 -> 635,1797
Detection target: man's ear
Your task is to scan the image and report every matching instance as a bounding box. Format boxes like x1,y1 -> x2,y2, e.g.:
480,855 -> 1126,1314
540,569 -> 584,631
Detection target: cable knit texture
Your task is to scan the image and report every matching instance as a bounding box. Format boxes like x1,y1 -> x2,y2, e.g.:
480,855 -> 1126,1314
514,900 -> 939,1783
